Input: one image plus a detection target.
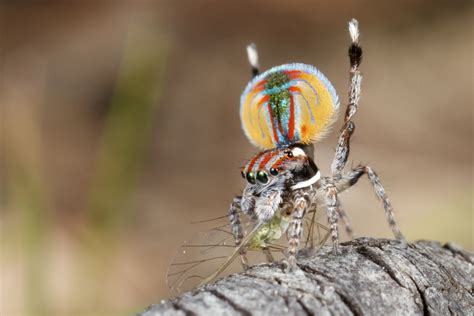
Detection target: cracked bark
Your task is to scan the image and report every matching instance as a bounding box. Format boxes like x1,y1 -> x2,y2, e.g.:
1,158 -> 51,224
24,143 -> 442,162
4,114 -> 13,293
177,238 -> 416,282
139,238 -> 473,316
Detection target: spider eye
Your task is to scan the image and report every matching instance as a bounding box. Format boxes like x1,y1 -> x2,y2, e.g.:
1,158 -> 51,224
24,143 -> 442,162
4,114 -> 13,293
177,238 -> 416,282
270,168 -> 279,176
286,150 -> 293,158
246,172 -> 256,184
256,171 -> 268,183
241,171 -> 246,179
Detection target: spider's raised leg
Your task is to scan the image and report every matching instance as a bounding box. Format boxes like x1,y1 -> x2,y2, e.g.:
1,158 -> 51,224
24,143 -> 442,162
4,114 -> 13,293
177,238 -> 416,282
329,19 -> 363,240
286,190 -> 309,270
246,43 -> 260,77
336,165 -> 404,240
331,19 -> 363,177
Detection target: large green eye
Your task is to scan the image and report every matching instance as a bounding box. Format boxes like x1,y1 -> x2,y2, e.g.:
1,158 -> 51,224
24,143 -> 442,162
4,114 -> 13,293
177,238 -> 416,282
256,171 -> 268,183
246,172 -> 256,184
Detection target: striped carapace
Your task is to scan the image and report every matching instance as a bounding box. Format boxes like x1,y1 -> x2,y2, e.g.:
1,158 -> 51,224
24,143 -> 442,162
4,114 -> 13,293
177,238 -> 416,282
241,144 -> 319,190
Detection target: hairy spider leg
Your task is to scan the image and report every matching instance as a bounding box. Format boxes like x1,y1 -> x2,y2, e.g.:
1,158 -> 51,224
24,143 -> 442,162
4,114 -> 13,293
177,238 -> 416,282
324,184 -> 342,254
331,18 -> 363,177
327,18 -> 363,241
228,196 -> 248,269
228,188 -> 257,270
286,190 -> 310,270
336,165 -> 405,240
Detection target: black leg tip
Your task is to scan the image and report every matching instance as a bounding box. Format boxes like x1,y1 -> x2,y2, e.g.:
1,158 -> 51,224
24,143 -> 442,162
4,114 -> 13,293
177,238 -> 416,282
251,67 -> 259,77
348,44 -> 362,67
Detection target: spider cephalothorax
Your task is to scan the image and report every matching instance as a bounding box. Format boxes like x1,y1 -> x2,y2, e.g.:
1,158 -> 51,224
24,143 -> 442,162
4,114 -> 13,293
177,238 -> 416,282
241,144 -> 319,188
228,19 -> 404,272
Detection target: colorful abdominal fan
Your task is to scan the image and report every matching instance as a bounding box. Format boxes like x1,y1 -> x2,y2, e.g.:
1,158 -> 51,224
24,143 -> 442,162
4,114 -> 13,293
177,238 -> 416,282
240,63 -> 339,149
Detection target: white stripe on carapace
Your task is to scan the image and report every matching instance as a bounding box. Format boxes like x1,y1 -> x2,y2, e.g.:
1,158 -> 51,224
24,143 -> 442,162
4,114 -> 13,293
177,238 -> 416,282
291,171 -> 321,190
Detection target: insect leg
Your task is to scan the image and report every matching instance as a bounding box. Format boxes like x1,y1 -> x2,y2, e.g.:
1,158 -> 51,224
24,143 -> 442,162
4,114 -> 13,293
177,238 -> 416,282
337,202 -> 355,240
331,19 -> 363,177
262,247 -> 275,263
304,206 -> 318,249
336,165 -> 404,240
286,191 -> 309,270
324,185 -> 341,255
246,43 -> 260,78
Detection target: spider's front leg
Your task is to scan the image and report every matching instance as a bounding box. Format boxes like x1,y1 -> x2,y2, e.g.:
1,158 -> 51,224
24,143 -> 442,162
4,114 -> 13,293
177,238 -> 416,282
228,186 -> 256,269
336,165 -> 405,240
286,189 -> 310,271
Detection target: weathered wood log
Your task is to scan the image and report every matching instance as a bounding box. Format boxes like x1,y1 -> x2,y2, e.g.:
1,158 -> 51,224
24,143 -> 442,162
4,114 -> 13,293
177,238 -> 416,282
139,238 -> 473,315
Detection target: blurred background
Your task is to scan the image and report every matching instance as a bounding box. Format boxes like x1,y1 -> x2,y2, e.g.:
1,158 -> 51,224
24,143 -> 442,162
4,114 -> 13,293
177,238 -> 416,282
1,1 -> 472,315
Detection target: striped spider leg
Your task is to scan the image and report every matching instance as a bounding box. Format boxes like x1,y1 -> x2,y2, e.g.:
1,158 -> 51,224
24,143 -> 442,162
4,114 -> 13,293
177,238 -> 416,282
324,19 -> 405,255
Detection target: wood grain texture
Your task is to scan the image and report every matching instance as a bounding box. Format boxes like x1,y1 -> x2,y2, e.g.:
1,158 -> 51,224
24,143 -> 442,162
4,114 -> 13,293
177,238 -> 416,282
139,238 -> 473,316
